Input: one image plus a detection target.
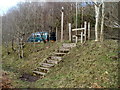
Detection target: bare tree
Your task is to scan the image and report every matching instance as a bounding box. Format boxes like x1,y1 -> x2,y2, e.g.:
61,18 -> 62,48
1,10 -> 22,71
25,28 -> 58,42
92,0 -> 102,41
100,0 -> 105,42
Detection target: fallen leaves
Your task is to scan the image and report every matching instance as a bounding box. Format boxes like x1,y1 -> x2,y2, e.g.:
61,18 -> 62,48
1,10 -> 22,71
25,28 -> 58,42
0,71 -> 13,89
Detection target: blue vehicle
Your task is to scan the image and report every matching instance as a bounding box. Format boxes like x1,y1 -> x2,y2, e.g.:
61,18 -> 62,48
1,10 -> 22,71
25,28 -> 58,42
27,32 -> 56,42
27,32 -> 49,42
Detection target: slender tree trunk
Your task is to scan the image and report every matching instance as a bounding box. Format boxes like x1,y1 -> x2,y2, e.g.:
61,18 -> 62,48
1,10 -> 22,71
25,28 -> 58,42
18,37 -> 21,59
95,5 -> 100,41
100,2 -> 105,42
20,35 -> 24,58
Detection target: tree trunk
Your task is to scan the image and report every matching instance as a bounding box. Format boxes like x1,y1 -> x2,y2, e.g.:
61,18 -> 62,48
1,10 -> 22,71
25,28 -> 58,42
20,35 -> 24,58
95,5 -> 100,41
18,37 -> 21,59
100,2 -> 105,42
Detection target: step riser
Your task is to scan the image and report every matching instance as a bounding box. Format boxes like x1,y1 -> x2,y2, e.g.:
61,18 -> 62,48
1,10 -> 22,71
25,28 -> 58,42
62,43 -> 76,48
40,63 -> 54,68
58,51 -> 69,53
33,71 -> 46,76
45,60 -> 58,64
50,57 -> 62,61
55,54 -> 65,56
40,65 -> 53,68
35,68 -> 48,73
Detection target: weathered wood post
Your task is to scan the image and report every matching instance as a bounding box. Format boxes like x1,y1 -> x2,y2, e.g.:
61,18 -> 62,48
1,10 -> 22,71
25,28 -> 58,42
69,23 -> 72,42
84,21 -> 87,42
88,22 -> 90,40
75,2 -> 78,43
76,2 -> 78,29
56,27 -> 58,41
61,7 -> 64,42
75,36 -> 78,43
81,31 -> 83,43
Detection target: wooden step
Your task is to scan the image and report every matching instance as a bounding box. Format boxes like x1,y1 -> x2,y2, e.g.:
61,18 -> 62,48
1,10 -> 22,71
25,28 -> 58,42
46,60 -> 58,64
54,52 -> 66,56
50,56 -> 62,61
37,67 -> 49,71
59,48 -> 70,52
33,71 -> 46,76
62,43 -> 76,48
40,63 -> 54,68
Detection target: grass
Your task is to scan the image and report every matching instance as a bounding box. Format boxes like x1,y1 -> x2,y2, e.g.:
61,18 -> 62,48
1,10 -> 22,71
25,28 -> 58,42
2,42 -> 62,88
2,40 -> 119,88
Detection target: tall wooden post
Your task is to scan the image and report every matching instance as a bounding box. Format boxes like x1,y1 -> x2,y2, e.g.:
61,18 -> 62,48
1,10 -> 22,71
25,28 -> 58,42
69,23 -> 72,42
75,2 -> 78,43
88,22 -> 90,40
76,2 -> 78,29
56,27 -> 58,41
61,7 -> 64,42
84,21 -> 87,42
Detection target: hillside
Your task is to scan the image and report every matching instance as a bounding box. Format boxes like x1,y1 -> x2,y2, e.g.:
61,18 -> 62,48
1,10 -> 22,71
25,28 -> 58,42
2,40 -> 119,88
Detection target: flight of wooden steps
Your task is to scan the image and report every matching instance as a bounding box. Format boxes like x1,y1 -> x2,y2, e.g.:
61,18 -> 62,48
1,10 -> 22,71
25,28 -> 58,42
33,43 -> 76,77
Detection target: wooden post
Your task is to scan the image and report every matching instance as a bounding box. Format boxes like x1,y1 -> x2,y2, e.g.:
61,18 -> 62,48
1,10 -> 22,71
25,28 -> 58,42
61,7 -> 64,42
88,22 -> 90,40
76,2 -> 78,29
75,2 -> 78,43
69,23 -> 72,42
81,31 -> 83,43
75,36 -> 78,43
56,27 -> 58,41
84,21 -> 87,42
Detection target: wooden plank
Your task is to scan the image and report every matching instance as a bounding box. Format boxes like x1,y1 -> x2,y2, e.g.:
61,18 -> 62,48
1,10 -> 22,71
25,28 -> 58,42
75,36 -> 78,43
62,43 -> 76,48
84,21 -> 87,42
37,67 -> 49,71
81,31 -> 83,43
69,23 -> 72,42
59,48 -> 70,52
40,63 -> 54,68
46,60 -> 58,64
88,22 -> 90,40
61,7 -> 64,42
72,28 -> 85,31
50,56 -> 62,61
33,71 -> 46,76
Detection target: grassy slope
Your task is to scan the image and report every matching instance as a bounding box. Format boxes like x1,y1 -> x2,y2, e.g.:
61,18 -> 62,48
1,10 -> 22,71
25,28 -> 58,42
32,40 -> 118,88
2,40 -> 118,88
2,42 -> 62,88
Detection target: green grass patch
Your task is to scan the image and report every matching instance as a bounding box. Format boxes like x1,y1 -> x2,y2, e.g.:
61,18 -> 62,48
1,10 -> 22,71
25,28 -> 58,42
2,40 -> 118,88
